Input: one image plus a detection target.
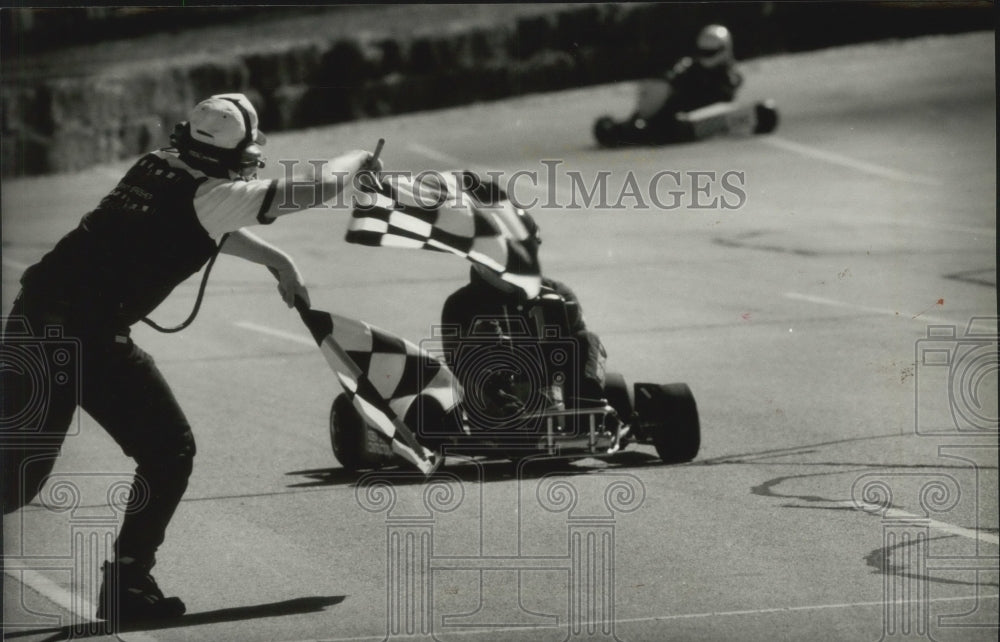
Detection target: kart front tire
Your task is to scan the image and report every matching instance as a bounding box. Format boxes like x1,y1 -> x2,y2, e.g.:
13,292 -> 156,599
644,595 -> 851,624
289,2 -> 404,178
635,383 -> 700,463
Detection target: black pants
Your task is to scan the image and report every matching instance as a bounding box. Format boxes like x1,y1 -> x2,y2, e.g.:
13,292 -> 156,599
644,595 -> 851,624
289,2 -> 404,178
2,290 -> 195,569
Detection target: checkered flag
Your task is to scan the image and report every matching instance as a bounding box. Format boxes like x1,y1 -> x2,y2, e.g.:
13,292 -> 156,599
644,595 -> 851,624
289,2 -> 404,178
293,298 -> 456,475
348,170 -> 542,298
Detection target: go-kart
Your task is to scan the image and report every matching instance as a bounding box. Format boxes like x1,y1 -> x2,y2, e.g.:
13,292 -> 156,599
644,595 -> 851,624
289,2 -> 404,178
323,293 -> 700,473
594,78 -> 779,147
291,157 -> 700,475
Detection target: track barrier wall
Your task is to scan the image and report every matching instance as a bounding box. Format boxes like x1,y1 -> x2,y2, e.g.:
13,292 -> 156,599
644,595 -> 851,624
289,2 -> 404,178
1,2 -> 992,176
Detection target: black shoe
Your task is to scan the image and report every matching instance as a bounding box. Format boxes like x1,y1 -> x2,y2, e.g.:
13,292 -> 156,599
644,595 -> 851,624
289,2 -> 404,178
95,561 -> 186,623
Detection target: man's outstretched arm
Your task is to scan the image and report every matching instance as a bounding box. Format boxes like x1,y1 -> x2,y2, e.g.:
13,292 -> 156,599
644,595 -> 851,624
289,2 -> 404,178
219,229 -> 310,308
262,149 -> 381,221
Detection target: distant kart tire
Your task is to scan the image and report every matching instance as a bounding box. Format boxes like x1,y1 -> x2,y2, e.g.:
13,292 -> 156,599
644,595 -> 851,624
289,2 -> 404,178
593,115 -> 620,147
634,383 -> 700,463
329,393 -> 395,471
754,100 -> 779,134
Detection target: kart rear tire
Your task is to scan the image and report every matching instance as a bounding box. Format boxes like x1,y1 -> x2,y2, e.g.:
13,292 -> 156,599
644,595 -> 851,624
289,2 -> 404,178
330,394 -> 395,471
634,383 -> 700,463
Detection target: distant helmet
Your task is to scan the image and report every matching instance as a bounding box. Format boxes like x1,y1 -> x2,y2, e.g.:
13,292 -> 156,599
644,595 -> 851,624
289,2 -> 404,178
171,93 -> 267,180
695,24 -> 734,69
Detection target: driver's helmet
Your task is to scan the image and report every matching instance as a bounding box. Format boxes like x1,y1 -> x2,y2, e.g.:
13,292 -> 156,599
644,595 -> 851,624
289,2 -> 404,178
471,208 -> 541,292
695,24 -> 734,69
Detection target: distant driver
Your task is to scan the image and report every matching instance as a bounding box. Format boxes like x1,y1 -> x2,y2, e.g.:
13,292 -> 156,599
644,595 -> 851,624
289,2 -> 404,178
595,24 -> 759,145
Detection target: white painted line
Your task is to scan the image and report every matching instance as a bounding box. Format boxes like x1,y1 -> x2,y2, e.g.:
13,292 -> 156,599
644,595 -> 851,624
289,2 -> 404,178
761,136 -> 942,186
235,320 -> 315,347
3,568 -> 159,641
784,292 -> 955,326
407,142 -> 467,168
5,568 -> 83,618
839,500 -> 1000,546
864,216 -> 993,237
636,593 -> 1000,623
280,594 -> 1000,641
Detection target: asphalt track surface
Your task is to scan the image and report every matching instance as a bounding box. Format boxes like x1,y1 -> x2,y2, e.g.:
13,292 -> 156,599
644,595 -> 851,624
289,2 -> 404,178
3,32 -> 997,642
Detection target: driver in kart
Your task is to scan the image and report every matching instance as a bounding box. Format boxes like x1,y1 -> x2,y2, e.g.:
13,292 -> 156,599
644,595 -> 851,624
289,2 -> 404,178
440,214 -> 608,420
596,24 -> 744,145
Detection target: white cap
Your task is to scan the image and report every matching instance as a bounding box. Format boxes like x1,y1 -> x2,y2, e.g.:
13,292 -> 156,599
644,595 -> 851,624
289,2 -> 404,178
188,93 -> 266,150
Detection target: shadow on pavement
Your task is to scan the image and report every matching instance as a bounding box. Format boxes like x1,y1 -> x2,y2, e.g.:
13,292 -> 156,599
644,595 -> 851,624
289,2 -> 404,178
7,596 -> 346,642
288,432 -> 981,489
286,449 -> 666,488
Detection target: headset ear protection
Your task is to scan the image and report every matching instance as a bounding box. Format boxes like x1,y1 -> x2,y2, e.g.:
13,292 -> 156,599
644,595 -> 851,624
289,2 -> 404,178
170,97 -> 266,179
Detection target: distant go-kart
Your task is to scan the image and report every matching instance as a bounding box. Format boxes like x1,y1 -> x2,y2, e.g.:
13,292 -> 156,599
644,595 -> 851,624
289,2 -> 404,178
594,78 -> 779,147
325,293 -> 700,473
